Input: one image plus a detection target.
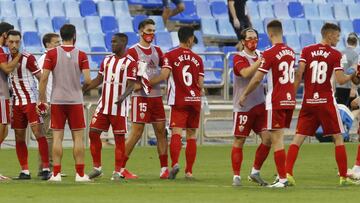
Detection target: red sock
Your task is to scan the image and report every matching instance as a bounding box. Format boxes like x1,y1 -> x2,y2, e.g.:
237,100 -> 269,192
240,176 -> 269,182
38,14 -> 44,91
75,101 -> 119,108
159,154 -> 168,168
185,139 -> 197,173
286,144 -> 299,176
253,143 -> 271,170
231,146 -> 243,176
114,135 -> 125,172
355,145 -> 360,166
170,134 -> 182,167
53,165 -> 61,176
37,136 -> 49,168
15,140 -> 28,170
335,145 -> 348,178
89,131 -> 102,168
76,164 -> 85,177
274,149 -> 286,179
122,155 -> 129,168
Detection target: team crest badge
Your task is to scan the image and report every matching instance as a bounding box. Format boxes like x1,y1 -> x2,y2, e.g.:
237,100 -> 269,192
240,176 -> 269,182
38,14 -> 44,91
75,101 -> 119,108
140,112 -> 145,119
91,117 -> 97,124
121,64 -> 126,70
286,92 -> 291,101
313,92 -> 319,99
239,125 -> 244,132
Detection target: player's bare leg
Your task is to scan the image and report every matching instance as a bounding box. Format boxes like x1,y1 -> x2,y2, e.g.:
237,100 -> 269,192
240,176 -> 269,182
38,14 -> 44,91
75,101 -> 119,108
285,134 -> 306,186
232,136 -> 245,186
152,121 -> 169,178
14,129 -> 31,180
248,131 -> 271,186
268,129 -> 288,187
31,124 -> 50,180
169,127 -> 182,179
71,129 -> 89,182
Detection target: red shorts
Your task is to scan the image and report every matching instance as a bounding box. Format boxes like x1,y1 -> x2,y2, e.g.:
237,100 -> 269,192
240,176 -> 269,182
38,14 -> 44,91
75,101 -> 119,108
12,103 -> 43,129
265,109 -> 293,130
296,104 -> 344,136
0,98 -> 10,124
131,96 -> 166,123
90,112 -> 127,134
233,103 -> 266,137
170,105 -> 201,129
51,104 -> 85,130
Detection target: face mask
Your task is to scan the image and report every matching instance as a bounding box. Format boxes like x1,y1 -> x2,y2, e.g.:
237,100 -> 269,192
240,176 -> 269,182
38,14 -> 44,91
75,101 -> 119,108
142,32 -> 154,43
244,39 -> 258,51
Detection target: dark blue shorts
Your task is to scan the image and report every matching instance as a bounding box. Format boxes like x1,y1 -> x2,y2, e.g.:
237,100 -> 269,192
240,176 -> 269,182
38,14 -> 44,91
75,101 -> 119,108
163,0 -> 183,7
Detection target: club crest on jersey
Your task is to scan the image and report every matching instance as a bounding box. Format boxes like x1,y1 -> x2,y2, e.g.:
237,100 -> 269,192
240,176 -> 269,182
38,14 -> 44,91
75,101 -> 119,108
91,117 -> 97,124
190,90 -> 195,97
164,57 -> 169,66
313,92 -> 319,99
121,64 -> 126,70
286,92 -> 291,101
140,112 -> 145,119
239,125 -> 244,132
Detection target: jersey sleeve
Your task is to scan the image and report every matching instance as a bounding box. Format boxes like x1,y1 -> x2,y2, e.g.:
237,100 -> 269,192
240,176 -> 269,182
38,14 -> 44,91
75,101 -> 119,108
233,55 -> 250,76
198,56 -> 204,77
99,59 -> 105,76
0,48 -> 7,63
162,52 -> 172,70
126,58 -> 137,81
155,46 -> 164,66
299,47 -> 307,64
26,55 -> 41,75
126,48 -> 139,62
78,51 -> 89,70
43,49 -> 56,71
335,51 -> 344,71
258,50 -> 272,73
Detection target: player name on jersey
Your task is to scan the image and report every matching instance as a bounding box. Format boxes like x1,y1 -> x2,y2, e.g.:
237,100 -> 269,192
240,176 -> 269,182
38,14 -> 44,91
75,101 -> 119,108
275,49 -> 295,60
174,54 -> 200,67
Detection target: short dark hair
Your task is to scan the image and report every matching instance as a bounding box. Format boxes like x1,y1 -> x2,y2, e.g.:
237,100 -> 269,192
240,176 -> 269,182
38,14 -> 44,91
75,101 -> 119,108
321,22 -> 341,38
7,30 -> 21,39
138,19 -> 155,31
114,33 -> 128,42
60,24 -> 76,41
267,20 -> 283,34
347,32 -> 358,46
178,26 -> 197,44
42,33 -> 60,48
0,22 -> 14,36
240,27 -> 259,40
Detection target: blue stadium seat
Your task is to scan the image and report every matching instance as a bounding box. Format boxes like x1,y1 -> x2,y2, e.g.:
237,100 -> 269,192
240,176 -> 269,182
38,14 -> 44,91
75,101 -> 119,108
80,0 -> 98,16
298,0 -> 312,3
23,32 -> 41,48
98,1 -> 115,16
353,19 -> 360,34
339,20 -> 354,35
31,1 -> 49,18
155,31 -> 173,51
204,71 -> 222,85
201,18 -> 219,37
16,0 -> 32,18
309,19 -> 324,35
246,1 -> 260,19
48,1 -> 65,17
149,15 -> 166,31
104,32 -> 113,51
101,16 -> 119,34
69,17 -> 87,34
318,3 -> 334,20
303,3 -> 320,20
52,17 -> 68,33
213,61 -> 224,70
314,34 -> 322,43
288,2 -> 304,18
251,19 -> 265,33
343,0 -> 355,4
257,33 -> 271,50
281,19 -> 296,35
313,0 -> 326,3
294,19 -> 310,34
327,0 -> 342,3
37,18 -> 54,35
85,16 -> 102,33
170,31 -> 179,47
348,4 -> 360,20
210,1 -> 228,19
114,1 -> 131,17
125,32 -> 139,48
118,16 -> 134,33
285,34 -> 301,52
337,36 -> 346,51
90,47 -> 106,66
76,33 -> 90,52
127,0 -> 162,8
133,15 -> 148,33
274,2 -> 290,19
333,3 -> 348,20
205,46 -> 223,63
217,18 -> 237,39
170,0 -> 200,24
64,1 -> 81,18
196,0 -> 212,18
20,18 -> 37,32
194,30 -> 205,46
300,33 -> 315,47
1,1 -> 16,17
258,2 -> 274,19
89,33 -> 105,48
222,46 -> 237,56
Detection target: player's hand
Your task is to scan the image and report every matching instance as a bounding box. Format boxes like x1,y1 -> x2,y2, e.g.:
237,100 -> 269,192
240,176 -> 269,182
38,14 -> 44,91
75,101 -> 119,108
82,83 -> 89,93
36,102 -> 49,116
351,98 -> 360,110
233,18 -> 241,29
239,94 -> 247,107
115,95 -> 126,105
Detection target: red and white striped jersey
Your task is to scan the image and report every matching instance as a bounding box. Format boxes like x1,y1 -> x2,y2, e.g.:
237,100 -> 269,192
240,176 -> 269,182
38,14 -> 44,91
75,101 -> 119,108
9,53 -> 41,106
95,54 -> 137,116
0,47 -> 10,99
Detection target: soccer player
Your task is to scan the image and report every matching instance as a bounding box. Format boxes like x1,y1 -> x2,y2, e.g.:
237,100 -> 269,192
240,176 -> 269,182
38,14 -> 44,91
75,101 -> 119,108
0,22 -> 20,181
38,24 -> 91,182
150,26 -> 204,179
231,28 -> 271,186
6,30 -> 50,180
285,23 -> 359,186
239,20 -> 296,188
121,19 -> 169,179
37,33 -> 61,176
83,33 -> 138,180
162,0 -> 185,25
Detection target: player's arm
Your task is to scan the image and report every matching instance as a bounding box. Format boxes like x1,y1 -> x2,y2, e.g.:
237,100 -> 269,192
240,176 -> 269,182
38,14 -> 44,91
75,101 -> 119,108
239,59 -> 261,78
228,0 -> 240,28
150,68 -> 171,86
335,69 -> 355,85
0,53 -> 21,74
239,70 -> 265,106
294,61 -> 306,92
38,69 -> 50,104
82,73 -> 103,93
198,75 -> 205,96
116,80 -> 138,104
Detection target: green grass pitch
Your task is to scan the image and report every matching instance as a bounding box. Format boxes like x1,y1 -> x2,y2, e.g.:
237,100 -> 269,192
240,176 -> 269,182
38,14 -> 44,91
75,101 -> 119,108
1,144 -> 360,203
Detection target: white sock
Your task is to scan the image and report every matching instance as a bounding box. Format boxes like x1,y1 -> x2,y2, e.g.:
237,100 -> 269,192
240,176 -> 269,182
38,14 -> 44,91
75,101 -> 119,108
353,165 -> 360,173
279,178 -> 287,184
94,166 -> 102,171
233,175 -> 241,179
42,168 -> 50,172
22,170 -> 30,175
251,167 -> 260,175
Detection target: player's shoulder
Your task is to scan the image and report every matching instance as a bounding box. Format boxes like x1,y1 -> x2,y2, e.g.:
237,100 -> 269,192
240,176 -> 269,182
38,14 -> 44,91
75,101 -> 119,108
46,47 -> 57,54
153,45 -> 163,52
22,52 -> 34,58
